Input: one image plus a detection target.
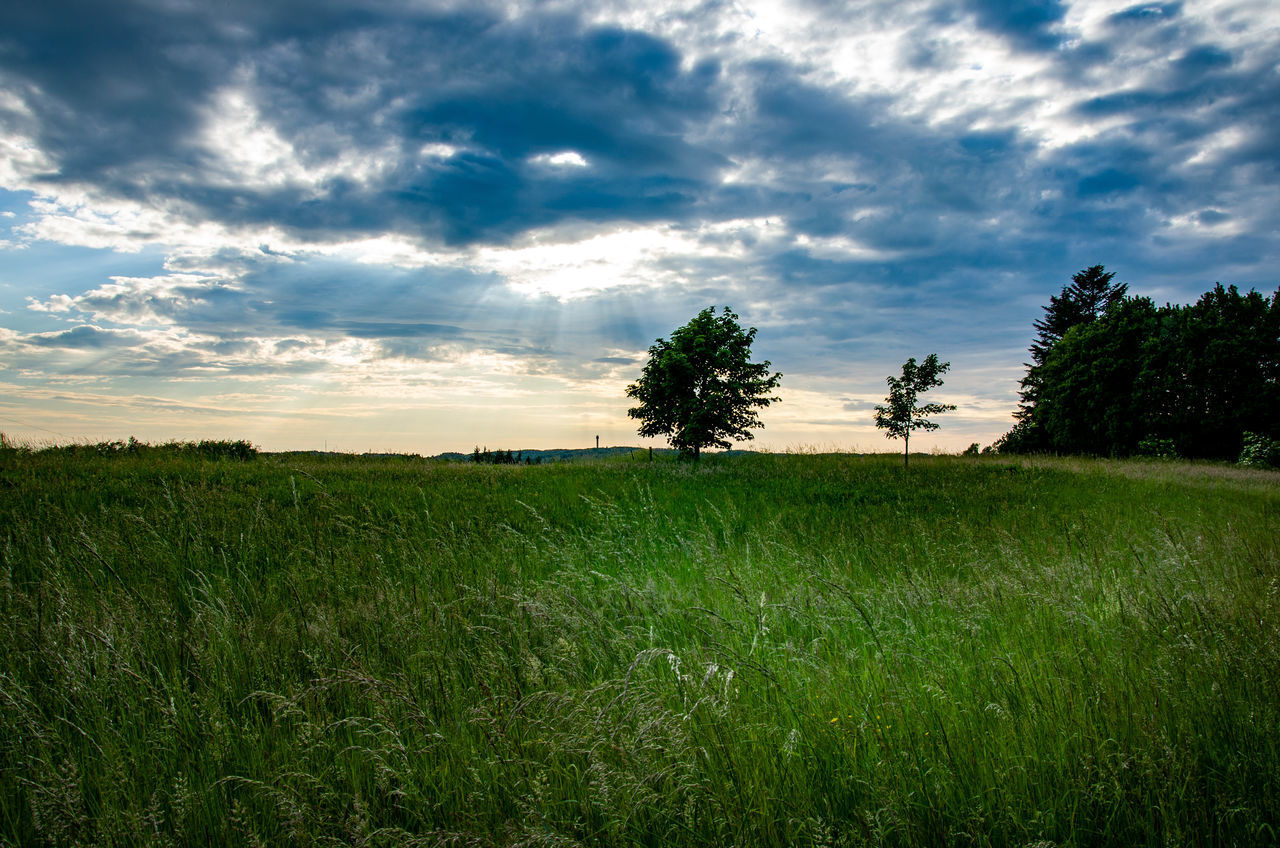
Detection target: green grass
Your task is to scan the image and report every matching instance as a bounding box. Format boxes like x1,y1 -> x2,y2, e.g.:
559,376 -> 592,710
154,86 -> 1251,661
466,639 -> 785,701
1,449 -> 1277,846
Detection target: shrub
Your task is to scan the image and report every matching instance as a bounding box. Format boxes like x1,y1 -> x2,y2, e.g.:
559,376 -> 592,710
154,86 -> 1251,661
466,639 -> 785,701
36,437 -> 257,460
1135,436 -> 1178,459
989,420 -> 1040,454
1238,432 -> 1279,468
190,439 -> 258,460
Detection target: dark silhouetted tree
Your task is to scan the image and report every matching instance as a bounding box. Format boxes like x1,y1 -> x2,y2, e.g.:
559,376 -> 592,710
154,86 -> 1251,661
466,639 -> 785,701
1029,265 -> 1127,367
1033,297 -> 1159,455
1000,272 -> 1279,459
1009,265 -> 1127,452
1166,284 -> 1280,458
626,306 -> 782,461
874,354 -> 955,469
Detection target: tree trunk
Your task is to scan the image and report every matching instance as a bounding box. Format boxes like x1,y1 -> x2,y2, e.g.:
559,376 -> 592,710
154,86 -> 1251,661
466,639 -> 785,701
693,444 -> 700,462
904,431 -> 909,470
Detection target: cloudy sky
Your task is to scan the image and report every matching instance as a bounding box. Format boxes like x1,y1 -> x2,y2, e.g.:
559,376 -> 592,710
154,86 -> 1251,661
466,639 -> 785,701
1,0 -> 1277,454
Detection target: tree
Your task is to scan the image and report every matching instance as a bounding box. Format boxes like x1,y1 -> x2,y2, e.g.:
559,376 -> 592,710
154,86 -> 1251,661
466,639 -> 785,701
1166,284 -> 1280,458
1033,296 -> 1159,456
1000,271 -> 1279,460
1028,265 -> 1127,367
1009,265 -> 1127,452
626,306 -> 782,461
874,354 -> 955,469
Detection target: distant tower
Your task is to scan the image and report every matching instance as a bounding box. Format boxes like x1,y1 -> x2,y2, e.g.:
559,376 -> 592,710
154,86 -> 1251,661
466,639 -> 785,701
596,435 -> 599,449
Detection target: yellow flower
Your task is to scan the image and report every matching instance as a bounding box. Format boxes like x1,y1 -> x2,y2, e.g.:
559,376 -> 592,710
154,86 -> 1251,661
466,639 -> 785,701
830,717 -> 839,723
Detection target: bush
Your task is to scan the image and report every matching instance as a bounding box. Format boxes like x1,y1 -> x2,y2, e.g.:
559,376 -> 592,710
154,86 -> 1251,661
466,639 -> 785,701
989,420 -> 1040,454
1238,432 -> 1279,468
189,439 -> 258,460
1135,436 -> 1178,459
962,443 -> 980,456
37,437 -> 258,460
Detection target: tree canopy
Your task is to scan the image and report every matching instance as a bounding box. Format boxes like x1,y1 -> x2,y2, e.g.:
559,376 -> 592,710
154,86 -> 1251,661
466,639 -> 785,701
999,268 -> 1280,459
626,306 -> 782,460
874,354 -> 955,469
1011,265 -> 1129,453
1028,265 -> 1128,368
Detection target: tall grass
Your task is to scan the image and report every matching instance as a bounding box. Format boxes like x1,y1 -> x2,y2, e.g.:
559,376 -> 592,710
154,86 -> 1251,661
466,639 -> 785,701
1,450 -> 1277,845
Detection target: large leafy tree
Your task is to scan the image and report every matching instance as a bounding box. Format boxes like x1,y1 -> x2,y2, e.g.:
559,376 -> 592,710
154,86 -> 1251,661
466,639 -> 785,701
1034,297 -> 1159,455
1168,284 -> 1280,458
626,306 -> 782,460
874,354 -> 955,469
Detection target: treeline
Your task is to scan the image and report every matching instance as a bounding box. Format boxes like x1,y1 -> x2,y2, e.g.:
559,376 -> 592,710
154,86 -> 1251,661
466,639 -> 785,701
0,434 -> 258,461
997,266 -> 1280,461
470,446 -> 542,465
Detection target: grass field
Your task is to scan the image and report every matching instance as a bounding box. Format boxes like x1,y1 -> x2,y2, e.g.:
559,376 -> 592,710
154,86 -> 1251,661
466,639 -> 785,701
1,448 -> 1277,846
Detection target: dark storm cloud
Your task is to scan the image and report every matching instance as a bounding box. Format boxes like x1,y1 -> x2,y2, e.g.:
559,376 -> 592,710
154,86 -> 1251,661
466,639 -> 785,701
960,0 -> 1069,51
714,67 -> 1042,262
726,23 -> 1275,314
701,63 -> 1060,306
1073,51 -> 1280,179
0,0 -> 726,245
5,0 -> 1275,265
0,0 -> 225,182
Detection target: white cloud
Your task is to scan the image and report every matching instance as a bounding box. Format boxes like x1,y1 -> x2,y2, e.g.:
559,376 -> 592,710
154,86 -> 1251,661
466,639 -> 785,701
26,273 -> 226,325
25,294 -> 76,313
197,84 -> 300,189
195,79 -> 400,196
419,143 -> 461,159
529,150 -> 589,168
465,218 -> 789,299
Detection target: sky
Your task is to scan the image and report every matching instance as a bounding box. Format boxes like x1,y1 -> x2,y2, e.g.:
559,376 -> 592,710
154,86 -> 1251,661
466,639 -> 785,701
1,0 -> 1278,455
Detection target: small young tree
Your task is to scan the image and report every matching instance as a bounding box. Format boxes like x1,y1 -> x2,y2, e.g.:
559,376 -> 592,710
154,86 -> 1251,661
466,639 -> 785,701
626,306 -> 782,461
874,354 -> 955,469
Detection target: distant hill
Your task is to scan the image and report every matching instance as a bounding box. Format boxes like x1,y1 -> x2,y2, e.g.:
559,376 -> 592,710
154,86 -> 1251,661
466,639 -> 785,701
433,446 -> 761,463
434,446 -> 664,463
267,447 -> 756,463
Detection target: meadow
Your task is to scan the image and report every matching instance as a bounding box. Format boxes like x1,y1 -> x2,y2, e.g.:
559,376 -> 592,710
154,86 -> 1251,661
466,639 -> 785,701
1,447 -> 1277,846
